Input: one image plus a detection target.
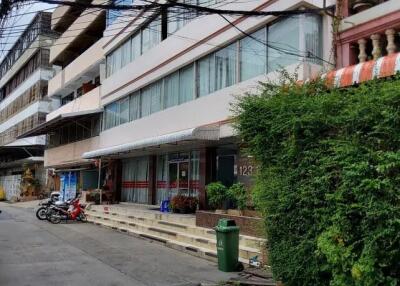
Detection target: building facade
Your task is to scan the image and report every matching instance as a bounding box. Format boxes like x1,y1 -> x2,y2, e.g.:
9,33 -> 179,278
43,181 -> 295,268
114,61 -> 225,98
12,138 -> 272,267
0,12 -> 58,200
82,0 -> 334,208
20,2 -> 106,201
23,0 -> 334,206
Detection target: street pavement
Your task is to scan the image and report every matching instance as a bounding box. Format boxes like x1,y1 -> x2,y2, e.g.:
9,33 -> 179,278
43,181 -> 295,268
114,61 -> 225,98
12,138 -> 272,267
0,203 -> 233,286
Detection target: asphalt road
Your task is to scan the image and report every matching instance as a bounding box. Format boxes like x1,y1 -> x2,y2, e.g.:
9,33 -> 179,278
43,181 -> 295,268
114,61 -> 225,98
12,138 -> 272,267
0,203 -> 233,286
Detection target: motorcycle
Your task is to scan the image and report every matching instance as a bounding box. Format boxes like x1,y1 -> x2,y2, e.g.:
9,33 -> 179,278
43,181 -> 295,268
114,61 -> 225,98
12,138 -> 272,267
48,198 -> 86,224
36,192 -> 61,220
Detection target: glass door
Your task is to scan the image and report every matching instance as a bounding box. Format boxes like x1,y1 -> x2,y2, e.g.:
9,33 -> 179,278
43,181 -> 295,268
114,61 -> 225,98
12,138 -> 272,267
178,161 -> 189,194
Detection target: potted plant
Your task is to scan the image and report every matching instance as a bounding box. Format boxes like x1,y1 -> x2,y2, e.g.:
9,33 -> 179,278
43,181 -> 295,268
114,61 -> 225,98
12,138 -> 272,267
206,182 -> 229,212
351,0 -> 380,13
227,183 -> 248,215
170,195 -> 198,213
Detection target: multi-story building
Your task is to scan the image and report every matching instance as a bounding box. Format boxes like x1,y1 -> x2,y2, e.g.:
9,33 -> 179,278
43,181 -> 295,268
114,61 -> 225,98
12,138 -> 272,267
19,2 -> 106,201
77,0 -> 334,207
20,0 -> 334,205
0,12 -> 58,200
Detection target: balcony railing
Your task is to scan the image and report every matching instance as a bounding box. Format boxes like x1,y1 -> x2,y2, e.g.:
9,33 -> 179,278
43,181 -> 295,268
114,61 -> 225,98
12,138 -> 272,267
354,28 -> 399,63
0,113 -> 47,146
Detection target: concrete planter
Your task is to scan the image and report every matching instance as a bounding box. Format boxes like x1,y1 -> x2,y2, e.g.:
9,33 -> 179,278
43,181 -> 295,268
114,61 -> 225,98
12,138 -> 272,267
196,210 -> 264,237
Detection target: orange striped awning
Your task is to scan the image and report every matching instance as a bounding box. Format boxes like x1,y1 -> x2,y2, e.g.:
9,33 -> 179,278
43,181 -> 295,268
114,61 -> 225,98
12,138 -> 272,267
323,53 -> 400,88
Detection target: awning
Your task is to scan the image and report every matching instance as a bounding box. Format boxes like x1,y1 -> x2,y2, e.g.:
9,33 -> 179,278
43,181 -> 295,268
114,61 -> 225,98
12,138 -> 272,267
82,126 -> 220,159
322,53 -> 400,88
0,156 -> 44,169
17,108 -> 103,139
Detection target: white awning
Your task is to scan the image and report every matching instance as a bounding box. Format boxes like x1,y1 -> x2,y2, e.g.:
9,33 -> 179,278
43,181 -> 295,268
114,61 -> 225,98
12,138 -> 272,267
82,126 -> 220,159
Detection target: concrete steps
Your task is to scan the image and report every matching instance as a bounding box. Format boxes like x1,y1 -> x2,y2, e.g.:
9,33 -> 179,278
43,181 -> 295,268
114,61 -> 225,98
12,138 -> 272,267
86,205 -> 266,264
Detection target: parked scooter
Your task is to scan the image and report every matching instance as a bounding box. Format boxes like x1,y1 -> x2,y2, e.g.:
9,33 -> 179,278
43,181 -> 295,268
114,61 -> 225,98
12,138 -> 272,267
48,198 -> 86,224
36,192 -> 61,220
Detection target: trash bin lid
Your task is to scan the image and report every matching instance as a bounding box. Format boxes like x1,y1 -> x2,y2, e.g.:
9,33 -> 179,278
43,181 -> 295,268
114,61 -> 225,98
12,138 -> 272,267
215,218 -> 239,232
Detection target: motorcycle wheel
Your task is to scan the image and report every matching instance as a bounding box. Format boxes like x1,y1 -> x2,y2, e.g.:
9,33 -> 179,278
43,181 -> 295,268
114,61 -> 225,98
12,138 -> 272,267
49,213 -> 62,224
36,207 -> 47,220
78,213 -> 87,222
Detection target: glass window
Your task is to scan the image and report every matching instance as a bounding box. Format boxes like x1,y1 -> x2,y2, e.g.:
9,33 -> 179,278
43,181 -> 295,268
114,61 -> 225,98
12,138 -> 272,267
129,91 -> 141,120
268,17 -> 300,72
141,80 -> 163,117
141,17 -> 161,54
240,28 -> 267,81
167,0 -> 197,35
104,102 -> 119,129
303,14 -> 322,65
119,97 -> 130,124
164,71 -> 179,109
179,64 -> 194,104
197,53 -> 215,97
215,43 -> 237,91
120,40 -> 131,69
131,33 -> 141,61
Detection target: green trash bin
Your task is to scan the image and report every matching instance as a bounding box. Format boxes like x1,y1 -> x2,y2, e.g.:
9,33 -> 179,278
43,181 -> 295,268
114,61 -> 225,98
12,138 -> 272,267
215,218 -> 240,272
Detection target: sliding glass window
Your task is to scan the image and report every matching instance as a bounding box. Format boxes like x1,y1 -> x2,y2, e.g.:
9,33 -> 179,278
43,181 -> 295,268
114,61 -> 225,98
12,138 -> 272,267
215,43 -> 237,91
179,64 -> 194,104
142,16 -> 161,54
267,17 -> 300,72
129,91 -> 141,120
197,54 -> 215,97
240,28 -> 267,81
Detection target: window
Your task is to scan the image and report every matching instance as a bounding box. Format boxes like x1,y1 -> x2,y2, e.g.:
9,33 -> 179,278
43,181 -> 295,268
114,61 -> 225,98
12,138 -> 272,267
179,64 -> 194,104
104,102 -> 119,129
131,33 -> 141,61
129,91 -> 141,120
240,28 -> 267,81
303,14 -> 322,64
197,54 -> 215,97
268,17 -> 300,72
215,44 -> 237,90
167,0 -> 198,35
141,80 -> 163,117
106,0 -> 132,27
164,71 -> 179,109
119,97 -> 130,124
141,16 -> 162,54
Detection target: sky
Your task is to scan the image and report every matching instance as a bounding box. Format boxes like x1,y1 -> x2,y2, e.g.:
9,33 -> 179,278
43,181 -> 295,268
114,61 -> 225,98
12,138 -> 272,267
0,1 -> 55,62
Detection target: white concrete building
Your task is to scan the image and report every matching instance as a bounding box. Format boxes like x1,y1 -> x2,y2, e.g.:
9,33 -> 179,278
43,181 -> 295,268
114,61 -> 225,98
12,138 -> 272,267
0,12 -> 58,199
81,0 -> 335,207
21,0 -> 335,206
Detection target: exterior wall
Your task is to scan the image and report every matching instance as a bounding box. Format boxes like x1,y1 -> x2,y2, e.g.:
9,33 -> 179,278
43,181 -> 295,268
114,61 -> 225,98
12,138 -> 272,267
47,86 -> 101,121
101,0 -> 333,106
44,136 -> 100,167
48,40 -> 104,97
97,63 -> 319,150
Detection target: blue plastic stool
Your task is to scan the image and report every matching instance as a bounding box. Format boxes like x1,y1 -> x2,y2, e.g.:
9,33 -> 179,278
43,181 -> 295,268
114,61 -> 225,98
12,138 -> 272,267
160,199 -> 170,212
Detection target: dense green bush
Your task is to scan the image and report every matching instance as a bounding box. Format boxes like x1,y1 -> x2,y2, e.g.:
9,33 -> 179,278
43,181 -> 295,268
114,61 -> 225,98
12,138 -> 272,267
228,183 -> 248,211
206,182 -> 229,209
234,77 -> 400,286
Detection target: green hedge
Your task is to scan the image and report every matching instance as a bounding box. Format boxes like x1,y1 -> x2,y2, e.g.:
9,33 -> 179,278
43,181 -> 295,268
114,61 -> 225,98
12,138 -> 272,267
234,77 -> 400,285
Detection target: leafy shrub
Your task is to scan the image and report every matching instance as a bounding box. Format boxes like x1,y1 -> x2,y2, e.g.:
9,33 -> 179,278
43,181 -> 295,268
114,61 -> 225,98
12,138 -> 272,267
206,182 -> 229,209
228,183 -> 248,211
234,76 -> 400,285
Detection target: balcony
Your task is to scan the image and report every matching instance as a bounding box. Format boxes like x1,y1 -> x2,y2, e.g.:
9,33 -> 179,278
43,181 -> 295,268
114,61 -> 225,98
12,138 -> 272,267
48,39 -> 104,97
50,1 -> 105,67
44,136 -> 100,168
47,86 -> 101,121
51,0 -> 87,34
345,0 -> 389,16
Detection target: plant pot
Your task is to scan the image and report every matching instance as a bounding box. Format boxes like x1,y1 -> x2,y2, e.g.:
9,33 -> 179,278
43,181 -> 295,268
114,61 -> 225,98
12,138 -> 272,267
351,0 -> 378,13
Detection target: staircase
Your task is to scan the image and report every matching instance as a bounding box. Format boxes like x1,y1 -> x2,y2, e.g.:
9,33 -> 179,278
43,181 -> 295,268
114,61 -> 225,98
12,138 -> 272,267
85,204 -> 267,265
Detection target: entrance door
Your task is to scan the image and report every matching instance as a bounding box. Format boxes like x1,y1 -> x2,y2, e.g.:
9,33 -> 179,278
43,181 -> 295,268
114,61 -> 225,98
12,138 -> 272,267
178,161 -> 189,194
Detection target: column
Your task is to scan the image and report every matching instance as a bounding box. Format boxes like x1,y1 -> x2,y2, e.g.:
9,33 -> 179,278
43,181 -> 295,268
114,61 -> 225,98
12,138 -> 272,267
358,38 -> 367,63
148,155 -> 157,205
198,147 -> 216,210
371,34 -> 382,60
385,29 -> 397,55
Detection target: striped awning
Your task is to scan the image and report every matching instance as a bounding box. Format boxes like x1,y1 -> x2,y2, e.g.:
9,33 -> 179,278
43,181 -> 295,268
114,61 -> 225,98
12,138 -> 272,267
323,53 -> 400,88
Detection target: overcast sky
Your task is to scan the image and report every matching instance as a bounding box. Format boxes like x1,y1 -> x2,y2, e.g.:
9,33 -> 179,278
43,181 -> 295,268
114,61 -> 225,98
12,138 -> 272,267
0,2 -> 55,62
